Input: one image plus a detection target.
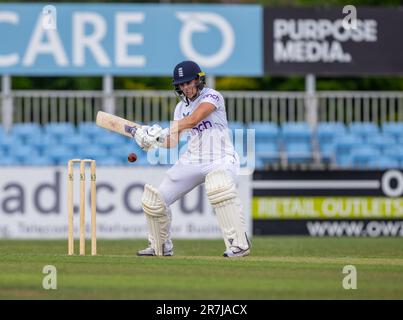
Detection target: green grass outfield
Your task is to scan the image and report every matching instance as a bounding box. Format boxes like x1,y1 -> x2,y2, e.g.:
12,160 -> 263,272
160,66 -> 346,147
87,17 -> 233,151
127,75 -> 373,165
0,237 -> 403,299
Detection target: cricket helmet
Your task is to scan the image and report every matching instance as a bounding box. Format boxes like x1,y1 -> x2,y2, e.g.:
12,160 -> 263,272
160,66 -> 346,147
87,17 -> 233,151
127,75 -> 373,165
172,61 -> 206,102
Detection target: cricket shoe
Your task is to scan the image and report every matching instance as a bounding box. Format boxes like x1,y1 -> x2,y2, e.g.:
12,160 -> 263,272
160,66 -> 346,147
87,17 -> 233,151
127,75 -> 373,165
223,235 -> 251,258
136,240 -> 173,257
223,246 -> 250,258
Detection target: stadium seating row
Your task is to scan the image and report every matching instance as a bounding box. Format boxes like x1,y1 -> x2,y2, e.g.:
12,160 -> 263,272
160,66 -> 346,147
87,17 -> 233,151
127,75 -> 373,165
1,121 -> 403,169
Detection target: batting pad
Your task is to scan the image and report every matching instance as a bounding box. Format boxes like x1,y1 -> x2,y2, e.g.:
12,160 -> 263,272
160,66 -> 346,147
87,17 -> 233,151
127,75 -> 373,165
141,184 -> 170,256
205,170 -> 250,251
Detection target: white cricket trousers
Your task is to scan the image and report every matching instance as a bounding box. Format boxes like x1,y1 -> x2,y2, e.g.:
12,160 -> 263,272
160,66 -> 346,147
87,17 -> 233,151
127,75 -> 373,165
158,155 -> 240,207
145,155 -> 240,247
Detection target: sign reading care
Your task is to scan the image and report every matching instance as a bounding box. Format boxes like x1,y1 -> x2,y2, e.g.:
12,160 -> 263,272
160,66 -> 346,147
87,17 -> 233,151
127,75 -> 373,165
0,3 -> 261,75
264,7 -> 403,75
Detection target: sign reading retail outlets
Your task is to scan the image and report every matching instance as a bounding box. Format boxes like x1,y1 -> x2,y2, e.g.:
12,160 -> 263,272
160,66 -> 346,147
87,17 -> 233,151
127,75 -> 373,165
264,7 -> 403,75
253,170 -> 403,237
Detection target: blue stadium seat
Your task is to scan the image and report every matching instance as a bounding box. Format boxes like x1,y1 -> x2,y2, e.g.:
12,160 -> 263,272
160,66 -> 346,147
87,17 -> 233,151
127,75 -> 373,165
11,123 -> 42,142
23,155 -> 53,166
368,157 -> 399,169
76,145 -> 108,161
334,134 -> 363,155
382,122 -> 403,140
44,123 -> 75,140
10,145 -> 40,162
126,140 -> 145,153
62,134 -> 92,151
55,154 -> 78,166
0,135 -> 23,153
115,147 -> 151,166
25,134 -> 58,154
96,157 -> 124,166
78,122 -> 106,136
284,142 -> 312,152
384,147 -> 403,162
43,145 -> 75,165
366,134 -> 396,151
350,146 -> 381,168
256,140 -> 279,151
335,153 -> 354,168
96,134 -> 127,149
108,144 -> 145,164
282,122 -> 312,144
284,142 -> 312,164
110,144 -> 141,155
0,156 -> 21,166
249,122 -> 279,143
316,122 -> 346,144
349,122 -> 379,138
319,143 -> 335,163
256,142 -> 280,163
228,121 -> 245,130
283,122 -> 312,145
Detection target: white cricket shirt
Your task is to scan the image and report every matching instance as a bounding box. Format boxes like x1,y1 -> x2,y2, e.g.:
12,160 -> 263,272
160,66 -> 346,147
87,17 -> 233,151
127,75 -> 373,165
173,87 -> 238,163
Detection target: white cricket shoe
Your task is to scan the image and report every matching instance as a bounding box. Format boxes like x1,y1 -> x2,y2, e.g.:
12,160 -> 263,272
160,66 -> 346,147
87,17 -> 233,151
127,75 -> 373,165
223,235 -> 251,258
223,247 -> 250,258
136,240 -> 173,256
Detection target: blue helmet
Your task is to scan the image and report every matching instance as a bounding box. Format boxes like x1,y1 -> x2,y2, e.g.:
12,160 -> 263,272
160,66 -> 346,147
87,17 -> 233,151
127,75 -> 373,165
173,60 -> 205,85
172,61 -> 206,102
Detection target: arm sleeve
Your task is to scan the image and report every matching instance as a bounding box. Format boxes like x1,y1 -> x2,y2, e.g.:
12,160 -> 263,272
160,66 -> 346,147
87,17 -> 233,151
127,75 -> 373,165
199,91 -> 224,110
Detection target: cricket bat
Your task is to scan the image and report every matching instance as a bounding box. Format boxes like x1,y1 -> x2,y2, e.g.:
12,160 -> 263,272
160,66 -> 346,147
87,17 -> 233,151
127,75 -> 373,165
96,111 -> 142,138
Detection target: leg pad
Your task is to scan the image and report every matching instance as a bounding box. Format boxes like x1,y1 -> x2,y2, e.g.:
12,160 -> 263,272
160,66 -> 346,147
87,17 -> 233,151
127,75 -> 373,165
142,184 -> 170,256
205,170 -> 250,252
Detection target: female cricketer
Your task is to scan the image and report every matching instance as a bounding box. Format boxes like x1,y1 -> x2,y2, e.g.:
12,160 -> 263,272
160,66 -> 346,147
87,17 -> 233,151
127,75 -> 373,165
133,61 -> 251,258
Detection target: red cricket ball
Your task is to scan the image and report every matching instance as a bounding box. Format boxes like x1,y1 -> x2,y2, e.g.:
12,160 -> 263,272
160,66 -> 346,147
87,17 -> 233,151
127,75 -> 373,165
128,152 -> 137,163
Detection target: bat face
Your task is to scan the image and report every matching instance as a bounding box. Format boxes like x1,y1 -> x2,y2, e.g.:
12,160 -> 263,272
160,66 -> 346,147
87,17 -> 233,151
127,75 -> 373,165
96,111 -> 141,138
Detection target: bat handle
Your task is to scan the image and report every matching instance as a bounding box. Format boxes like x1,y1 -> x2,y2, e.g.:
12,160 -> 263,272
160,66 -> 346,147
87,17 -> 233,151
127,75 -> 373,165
124,125 -> 137,137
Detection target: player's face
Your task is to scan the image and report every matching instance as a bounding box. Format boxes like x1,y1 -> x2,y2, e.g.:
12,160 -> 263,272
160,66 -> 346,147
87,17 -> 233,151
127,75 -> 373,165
179,79 -> 198,100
